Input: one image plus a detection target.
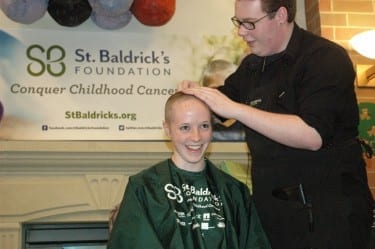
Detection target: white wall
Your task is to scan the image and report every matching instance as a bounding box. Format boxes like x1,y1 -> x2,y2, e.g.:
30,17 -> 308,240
296,0 -> 307,29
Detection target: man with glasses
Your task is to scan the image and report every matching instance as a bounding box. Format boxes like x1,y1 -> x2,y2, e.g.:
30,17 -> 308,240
180,0 -> 374,248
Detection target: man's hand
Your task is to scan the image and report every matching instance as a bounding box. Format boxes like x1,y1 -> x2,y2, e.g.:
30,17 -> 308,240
181,86 -> 238,120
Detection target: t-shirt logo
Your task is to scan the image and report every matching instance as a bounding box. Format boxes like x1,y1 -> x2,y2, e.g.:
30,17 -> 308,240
164,183 -> 225,230
164,183 -> 183,203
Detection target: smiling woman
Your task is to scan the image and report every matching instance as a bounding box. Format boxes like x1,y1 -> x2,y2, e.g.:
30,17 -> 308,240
107,92 -> 271,249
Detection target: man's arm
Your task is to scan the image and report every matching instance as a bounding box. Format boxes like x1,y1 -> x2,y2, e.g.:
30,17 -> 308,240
182,86 -> 322,150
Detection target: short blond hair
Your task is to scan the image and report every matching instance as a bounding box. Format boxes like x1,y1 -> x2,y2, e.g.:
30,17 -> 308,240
164,92 -> 212,123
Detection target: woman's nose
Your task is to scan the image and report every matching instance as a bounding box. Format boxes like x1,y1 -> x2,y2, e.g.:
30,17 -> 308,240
190,128 -> 201,141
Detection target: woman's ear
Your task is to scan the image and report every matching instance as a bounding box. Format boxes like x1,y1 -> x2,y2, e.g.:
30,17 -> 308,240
163,120 -> 171,138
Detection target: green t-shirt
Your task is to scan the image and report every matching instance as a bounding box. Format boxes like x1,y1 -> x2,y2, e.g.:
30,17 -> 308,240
169,162 -> 225,248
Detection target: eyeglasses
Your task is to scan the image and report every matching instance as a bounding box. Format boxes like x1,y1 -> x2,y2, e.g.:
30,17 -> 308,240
231,11 -> 276,30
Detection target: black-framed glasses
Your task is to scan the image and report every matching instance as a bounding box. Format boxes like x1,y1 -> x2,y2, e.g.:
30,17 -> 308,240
231,11 -> 276,30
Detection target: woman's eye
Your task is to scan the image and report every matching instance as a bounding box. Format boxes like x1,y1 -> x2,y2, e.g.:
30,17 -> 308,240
180,125 -> 190,131
201,123 -> 211,129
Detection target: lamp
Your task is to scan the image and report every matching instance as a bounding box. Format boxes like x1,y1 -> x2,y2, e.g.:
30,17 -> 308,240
350,30 -> 375,87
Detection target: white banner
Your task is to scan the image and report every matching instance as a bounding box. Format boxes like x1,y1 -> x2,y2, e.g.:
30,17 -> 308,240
0,0 -> 247,140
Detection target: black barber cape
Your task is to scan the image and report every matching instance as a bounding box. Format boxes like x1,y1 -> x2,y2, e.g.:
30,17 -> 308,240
107,159 -> 270,249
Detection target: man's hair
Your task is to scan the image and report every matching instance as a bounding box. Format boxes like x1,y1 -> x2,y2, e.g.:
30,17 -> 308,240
164,92 -> 212,123
238,0 -> 296,23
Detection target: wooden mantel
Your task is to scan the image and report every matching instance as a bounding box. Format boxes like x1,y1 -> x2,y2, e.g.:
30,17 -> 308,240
0,140 -> 249,249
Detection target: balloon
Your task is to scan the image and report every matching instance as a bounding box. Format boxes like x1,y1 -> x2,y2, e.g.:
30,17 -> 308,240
91,10 -> 132,30
47,0 -> 92,27
0,0 -> 48,24
88,0 -> 133,17
130,0 -> 175,26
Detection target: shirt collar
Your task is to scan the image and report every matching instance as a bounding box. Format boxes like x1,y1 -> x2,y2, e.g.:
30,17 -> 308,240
283,23 -> 304,61
245,23 -> 304,70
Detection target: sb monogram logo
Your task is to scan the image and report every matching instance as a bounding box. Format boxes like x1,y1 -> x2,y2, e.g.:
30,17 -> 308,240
164,183 -> 183,203
26,44 -> 66,77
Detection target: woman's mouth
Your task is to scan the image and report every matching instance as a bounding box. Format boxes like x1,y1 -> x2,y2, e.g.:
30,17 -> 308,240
186,144 -> 203,152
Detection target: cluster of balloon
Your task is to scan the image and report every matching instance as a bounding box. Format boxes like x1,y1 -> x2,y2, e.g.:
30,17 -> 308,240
0,0 -> 176,29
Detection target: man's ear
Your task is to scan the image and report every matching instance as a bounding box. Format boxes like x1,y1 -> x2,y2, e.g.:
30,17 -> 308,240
163,120 -> 171,138
276,6 -> 288,23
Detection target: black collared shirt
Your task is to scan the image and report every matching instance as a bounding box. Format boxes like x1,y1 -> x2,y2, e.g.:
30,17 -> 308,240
221,24 -> 358,151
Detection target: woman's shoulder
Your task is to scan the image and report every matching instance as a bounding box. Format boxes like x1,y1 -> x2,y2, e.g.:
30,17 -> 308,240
129,159 -> 169,184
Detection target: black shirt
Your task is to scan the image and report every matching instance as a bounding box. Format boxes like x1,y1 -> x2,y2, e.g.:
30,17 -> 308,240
219,24 -> 373,249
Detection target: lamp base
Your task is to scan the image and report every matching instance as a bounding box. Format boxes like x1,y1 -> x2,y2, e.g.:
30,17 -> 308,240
356,64 -> 375,87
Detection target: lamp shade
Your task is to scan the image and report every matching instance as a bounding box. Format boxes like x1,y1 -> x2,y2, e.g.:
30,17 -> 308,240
350,30 -> 375,59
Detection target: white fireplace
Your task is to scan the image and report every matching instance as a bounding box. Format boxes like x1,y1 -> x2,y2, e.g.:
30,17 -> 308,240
0,141 -> 249,249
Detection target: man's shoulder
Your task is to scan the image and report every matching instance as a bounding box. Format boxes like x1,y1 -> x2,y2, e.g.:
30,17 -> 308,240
297,26 -> 347,54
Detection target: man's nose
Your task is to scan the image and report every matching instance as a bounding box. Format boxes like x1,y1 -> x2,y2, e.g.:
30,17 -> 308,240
238,25 -> 249,36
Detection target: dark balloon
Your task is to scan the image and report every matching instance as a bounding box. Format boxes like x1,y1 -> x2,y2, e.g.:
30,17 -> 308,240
47,0 -> 92,27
